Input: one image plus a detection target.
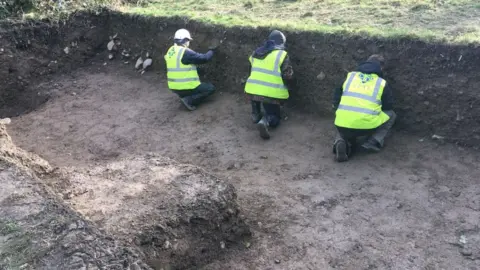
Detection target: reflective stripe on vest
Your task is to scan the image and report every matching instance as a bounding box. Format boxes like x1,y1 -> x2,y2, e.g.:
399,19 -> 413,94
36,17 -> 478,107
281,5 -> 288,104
164,46 -> 201,90
337,104 -> 380,115
244,50 -> 289,99
340,72 -> 383,106
334,72 -> 390,129
338,72 -> 383,115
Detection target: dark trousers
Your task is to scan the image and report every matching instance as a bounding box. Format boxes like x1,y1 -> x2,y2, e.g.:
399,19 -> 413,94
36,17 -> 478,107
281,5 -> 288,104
251,101 -> 281,127
334,110 -> 397,148
171,82 -> 215,105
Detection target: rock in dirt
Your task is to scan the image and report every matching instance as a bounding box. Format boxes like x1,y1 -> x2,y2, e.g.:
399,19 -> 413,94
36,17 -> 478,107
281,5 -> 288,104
460,249 -> 473,256
316,72 -> 326,80
135,57 -> 143,69
107,40 -> 115,51
0,118 -> 11,125
143,58 -> 152,70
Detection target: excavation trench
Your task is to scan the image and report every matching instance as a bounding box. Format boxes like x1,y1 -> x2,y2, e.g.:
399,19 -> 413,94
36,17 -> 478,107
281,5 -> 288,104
1,10 -> 480,270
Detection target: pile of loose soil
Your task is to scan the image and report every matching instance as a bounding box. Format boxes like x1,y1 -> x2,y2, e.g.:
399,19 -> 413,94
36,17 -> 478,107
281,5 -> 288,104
47,154 -> 251,269
1,121 -> 250,269
0,123 -> 152,270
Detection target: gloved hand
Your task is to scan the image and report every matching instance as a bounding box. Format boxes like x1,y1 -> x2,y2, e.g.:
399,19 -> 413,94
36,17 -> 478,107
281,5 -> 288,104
208,39 -> 223,51
284,66 -> 293,79
208,44 -> 219,52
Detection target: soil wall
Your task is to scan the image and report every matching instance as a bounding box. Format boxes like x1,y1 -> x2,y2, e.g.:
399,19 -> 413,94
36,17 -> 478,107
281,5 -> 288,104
0,12 -> 110,117
108,12 -> 480,147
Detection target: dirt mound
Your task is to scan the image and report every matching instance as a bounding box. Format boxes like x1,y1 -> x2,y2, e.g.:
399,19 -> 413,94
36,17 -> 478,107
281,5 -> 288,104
1,122 -> 250,269
47,153 -> 251,269
0,122 -> 51,175
0,123 -> 152,269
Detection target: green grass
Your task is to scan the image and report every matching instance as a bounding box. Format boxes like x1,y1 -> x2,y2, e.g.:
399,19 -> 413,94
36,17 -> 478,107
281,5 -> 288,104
0,220 -> 32,269
121,0 -> 480,43
0,221 -> 20,235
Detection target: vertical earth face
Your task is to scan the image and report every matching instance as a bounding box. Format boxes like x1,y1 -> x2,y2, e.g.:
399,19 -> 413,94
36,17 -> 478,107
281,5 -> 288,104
1,10 -> 480,270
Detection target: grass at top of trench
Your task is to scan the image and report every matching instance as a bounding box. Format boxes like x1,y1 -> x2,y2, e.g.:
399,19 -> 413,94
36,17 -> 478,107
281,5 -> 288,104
120,0 -> 480,44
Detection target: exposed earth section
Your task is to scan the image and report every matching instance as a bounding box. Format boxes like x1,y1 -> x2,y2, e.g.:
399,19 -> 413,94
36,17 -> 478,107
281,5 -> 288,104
7,62 -> 480,269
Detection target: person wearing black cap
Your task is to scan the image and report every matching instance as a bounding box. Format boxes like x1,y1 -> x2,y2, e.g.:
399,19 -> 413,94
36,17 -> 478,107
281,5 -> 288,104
332,54 -> 396,162
244,30 -> 294,139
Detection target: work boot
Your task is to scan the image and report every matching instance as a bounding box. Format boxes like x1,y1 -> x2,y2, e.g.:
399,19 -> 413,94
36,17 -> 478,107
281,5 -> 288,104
361,138 -> 381,153
334,140 -> 349,162
251,112 -> 262,124
180,97 -> 196,111
257,117 -> 270,139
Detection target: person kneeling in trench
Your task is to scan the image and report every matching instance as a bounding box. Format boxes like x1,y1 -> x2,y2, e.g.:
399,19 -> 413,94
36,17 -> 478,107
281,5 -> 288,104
333,54 -> 396,162
164,28 -> 218,111
244,30 -> 294,139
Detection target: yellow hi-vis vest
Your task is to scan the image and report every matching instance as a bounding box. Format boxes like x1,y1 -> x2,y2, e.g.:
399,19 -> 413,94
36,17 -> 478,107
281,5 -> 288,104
335,72 -> 390,129
164,45 -> 201,90
244,50 -> 289,99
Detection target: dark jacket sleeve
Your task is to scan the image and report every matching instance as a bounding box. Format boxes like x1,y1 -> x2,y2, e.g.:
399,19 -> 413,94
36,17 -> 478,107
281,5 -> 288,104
333,86 -> 343,110
381,83 -> 394,111
181,48 -> 214,65
280,55 -> 293,81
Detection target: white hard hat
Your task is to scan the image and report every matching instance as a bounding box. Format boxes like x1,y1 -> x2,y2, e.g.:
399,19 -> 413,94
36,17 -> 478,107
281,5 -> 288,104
174,29 -> 192,40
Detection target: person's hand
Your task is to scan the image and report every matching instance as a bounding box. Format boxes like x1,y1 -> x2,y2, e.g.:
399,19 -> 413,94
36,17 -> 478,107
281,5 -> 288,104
208,44 -> 219,51
283,66 -> 293,79
208,38 -> 224,52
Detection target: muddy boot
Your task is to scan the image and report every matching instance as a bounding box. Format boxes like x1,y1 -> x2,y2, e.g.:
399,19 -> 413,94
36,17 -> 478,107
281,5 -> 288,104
251,101 -> 262,123
334,140 -> 349,162
257,117 -> 270,139
361,138 -> 381,153
251,113 -> 262,124
180,96 -> 196,111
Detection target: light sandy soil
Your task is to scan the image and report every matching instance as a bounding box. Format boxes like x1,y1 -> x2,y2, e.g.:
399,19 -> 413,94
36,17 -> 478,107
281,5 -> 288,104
8,62 -> 480,270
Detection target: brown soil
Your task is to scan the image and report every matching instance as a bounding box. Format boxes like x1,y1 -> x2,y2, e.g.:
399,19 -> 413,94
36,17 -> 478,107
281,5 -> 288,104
2,10 -> 480,270
46,154 -> 251,270
0,124 -> 152,270
7,62 -> 480,269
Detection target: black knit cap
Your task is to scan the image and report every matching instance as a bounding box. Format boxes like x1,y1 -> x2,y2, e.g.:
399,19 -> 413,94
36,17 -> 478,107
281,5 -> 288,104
268,30 -> 286,45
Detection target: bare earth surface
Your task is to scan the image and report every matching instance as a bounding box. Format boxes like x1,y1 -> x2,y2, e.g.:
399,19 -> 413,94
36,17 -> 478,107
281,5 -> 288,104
8,62 -> 480,269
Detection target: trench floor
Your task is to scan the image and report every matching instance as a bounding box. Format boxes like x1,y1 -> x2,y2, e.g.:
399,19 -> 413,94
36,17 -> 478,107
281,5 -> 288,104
8,62 -> 480,269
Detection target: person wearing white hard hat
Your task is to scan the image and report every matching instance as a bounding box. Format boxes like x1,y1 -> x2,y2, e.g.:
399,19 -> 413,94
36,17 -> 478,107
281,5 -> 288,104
164,28 -> 219,111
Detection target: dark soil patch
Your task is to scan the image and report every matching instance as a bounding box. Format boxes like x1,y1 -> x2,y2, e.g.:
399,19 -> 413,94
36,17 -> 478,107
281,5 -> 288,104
0,13 -> 109,117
